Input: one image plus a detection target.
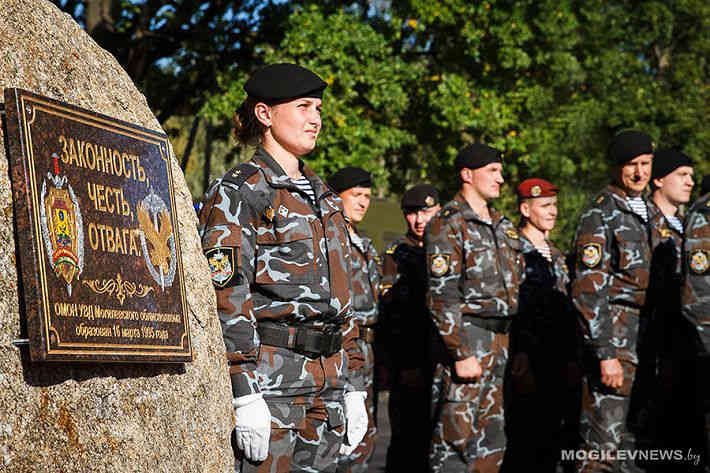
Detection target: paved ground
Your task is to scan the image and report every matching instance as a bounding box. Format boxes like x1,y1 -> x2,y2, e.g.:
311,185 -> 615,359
369,391 -> 390,473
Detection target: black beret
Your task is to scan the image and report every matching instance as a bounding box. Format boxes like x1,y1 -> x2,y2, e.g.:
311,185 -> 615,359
244,63 -> 327,103
607,130 -> 653,165
401,184 -> 440,210
701,176 -> 710,196
454,144 -> 503,171
327,167 -> 372,193
652,149 -> 693,181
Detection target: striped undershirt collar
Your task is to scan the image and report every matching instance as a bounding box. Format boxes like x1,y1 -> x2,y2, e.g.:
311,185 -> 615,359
626,196 -> 648,222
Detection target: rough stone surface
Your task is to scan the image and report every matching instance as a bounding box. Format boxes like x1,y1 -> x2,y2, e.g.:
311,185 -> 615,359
0,1 -> 234,471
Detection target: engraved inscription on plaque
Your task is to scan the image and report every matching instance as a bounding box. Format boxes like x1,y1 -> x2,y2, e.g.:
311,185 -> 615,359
4,88 -> 192,362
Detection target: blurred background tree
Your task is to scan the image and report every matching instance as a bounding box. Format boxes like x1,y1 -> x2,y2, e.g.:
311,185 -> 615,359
54,0 -> 709,252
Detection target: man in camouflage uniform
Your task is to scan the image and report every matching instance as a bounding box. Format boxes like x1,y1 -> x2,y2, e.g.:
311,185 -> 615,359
677,156 -> 710,472
426,144 -> 524,473
505,178 -> 581,472
380,184 -> 441,473
645,149 -> 695,466
199,64 -> 367,473
328,167 -> 381,473
571,130 -> 654,473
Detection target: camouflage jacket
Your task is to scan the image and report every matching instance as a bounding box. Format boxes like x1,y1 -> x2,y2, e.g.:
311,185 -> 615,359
571,184 -> 651,362
349,229 -> 380,326
198,147 -> 363,402
681,193 -> 710,356
517,234 -> 578,362
426,192 -> 524,361
380,233 -> 434,370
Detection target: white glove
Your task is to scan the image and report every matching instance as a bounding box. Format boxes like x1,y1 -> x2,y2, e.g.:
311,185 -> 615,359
233,393 -> 271,462
339,391 -> 368,455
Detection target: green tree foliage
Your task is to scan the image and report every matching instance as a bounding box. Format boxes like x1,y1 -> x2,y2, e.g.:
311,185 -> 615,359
59,0 -> 709,251
202,5 -> 421,192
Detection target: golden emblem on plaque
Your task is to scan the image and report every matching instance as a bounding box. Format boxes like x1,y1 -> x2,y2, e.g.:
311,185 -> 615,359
39,154 -> 84,296
138,190 -> 176,290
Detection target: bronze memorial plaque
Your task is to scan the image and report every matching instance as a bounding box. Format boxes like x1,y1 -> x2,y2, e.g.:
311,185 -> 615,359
4,88 -> 192,362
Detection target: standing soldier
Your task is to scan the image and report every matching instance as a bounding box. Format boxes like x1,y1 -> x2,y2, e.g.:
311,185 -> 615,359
199,63 -> 368,473
681,187 -> 710,473
506,178 -> 580,472
328,167 -> 381,473
426,144 -> 524,473
380,184 -> 441,473
571,130 -> 654,473
645,149 -> 694,462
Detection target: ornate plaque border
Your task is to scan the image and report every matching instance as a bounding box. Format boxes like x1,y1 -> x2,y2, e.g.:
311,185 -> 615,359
3,88 -> 192,363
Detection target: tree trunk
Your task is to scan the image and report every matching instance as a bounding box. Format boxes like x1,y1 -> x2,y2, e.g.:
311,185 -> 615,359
203,122 -> 214,194
181,115 -> 201,171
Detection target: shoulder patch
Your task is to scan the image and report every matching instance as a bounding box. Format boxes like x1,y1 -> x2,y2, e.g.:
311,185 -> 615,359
689,249 -> 710,275
430,253 -> 451,277
222,163 -> 259,188
581,243 -> 602,268
441,207 -> 459,219
205,247 -> 236,287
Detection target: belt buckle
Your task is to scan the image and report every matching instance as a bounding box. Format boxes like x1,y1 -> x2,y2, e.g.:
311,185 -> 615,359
325,329 -> 342,356
293,328 -> 319,358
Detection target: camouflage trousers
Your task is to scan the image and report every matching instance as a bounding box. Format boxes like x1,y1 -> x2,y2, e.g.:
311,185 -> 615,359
429,329 -> 509,473
578,361 -> 646,473
336,385 -> 376,473
235,403 -> 345,473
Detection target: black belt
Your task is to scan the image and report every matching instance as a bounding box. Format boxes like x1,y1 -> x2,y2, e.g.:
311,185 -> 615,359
257,323 -> 342,358
357,325 -> 376,343
467,316 -> 512,334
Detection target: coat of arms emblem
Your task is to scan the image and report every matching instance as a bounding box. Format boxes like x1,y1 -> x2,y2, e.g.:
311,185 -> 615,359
138,189 -> 177,290
39,154 -> 84,296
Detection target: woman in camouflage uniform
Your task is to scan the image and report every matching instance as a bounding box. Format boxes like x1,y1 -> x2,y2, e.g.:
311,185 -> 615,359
199,64 -> 368,473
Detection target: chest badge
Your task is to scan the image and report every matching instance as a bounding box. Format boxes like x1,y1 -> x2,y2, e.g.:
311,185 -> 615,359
264,206 -> 275,222
689,249 -> 710,274
505,229 -> 519,240
581,243 -> 602,268
278,205 -> 289,218
430,253 -> 451,277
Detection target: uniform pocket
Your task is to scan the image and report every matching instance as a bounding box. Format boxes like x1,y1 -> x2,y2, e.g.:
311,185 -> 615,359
255,216 -> 316,285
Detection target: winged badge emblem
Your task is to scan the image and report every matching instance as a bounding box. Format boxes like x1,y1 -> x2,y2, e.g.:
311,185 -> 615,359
138,190 -> 177,290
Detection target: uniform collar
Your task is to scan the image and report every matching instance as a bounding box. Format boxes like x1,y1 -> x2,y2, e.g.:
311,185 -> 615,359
604,183 -> 647,215
454,191 -> 503,226
252,146 -> 337,209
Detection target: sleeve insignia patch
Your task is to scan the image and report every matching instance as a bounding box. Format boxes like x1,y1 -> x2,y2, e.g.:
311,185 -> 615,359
264,206 -> 275,222
430,253 -> 451,277
689,249 -> 710,275
505,229 -> 519,240
659,228 -> 672,239
581,243 -> 602,268
205,247 -> 235,287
